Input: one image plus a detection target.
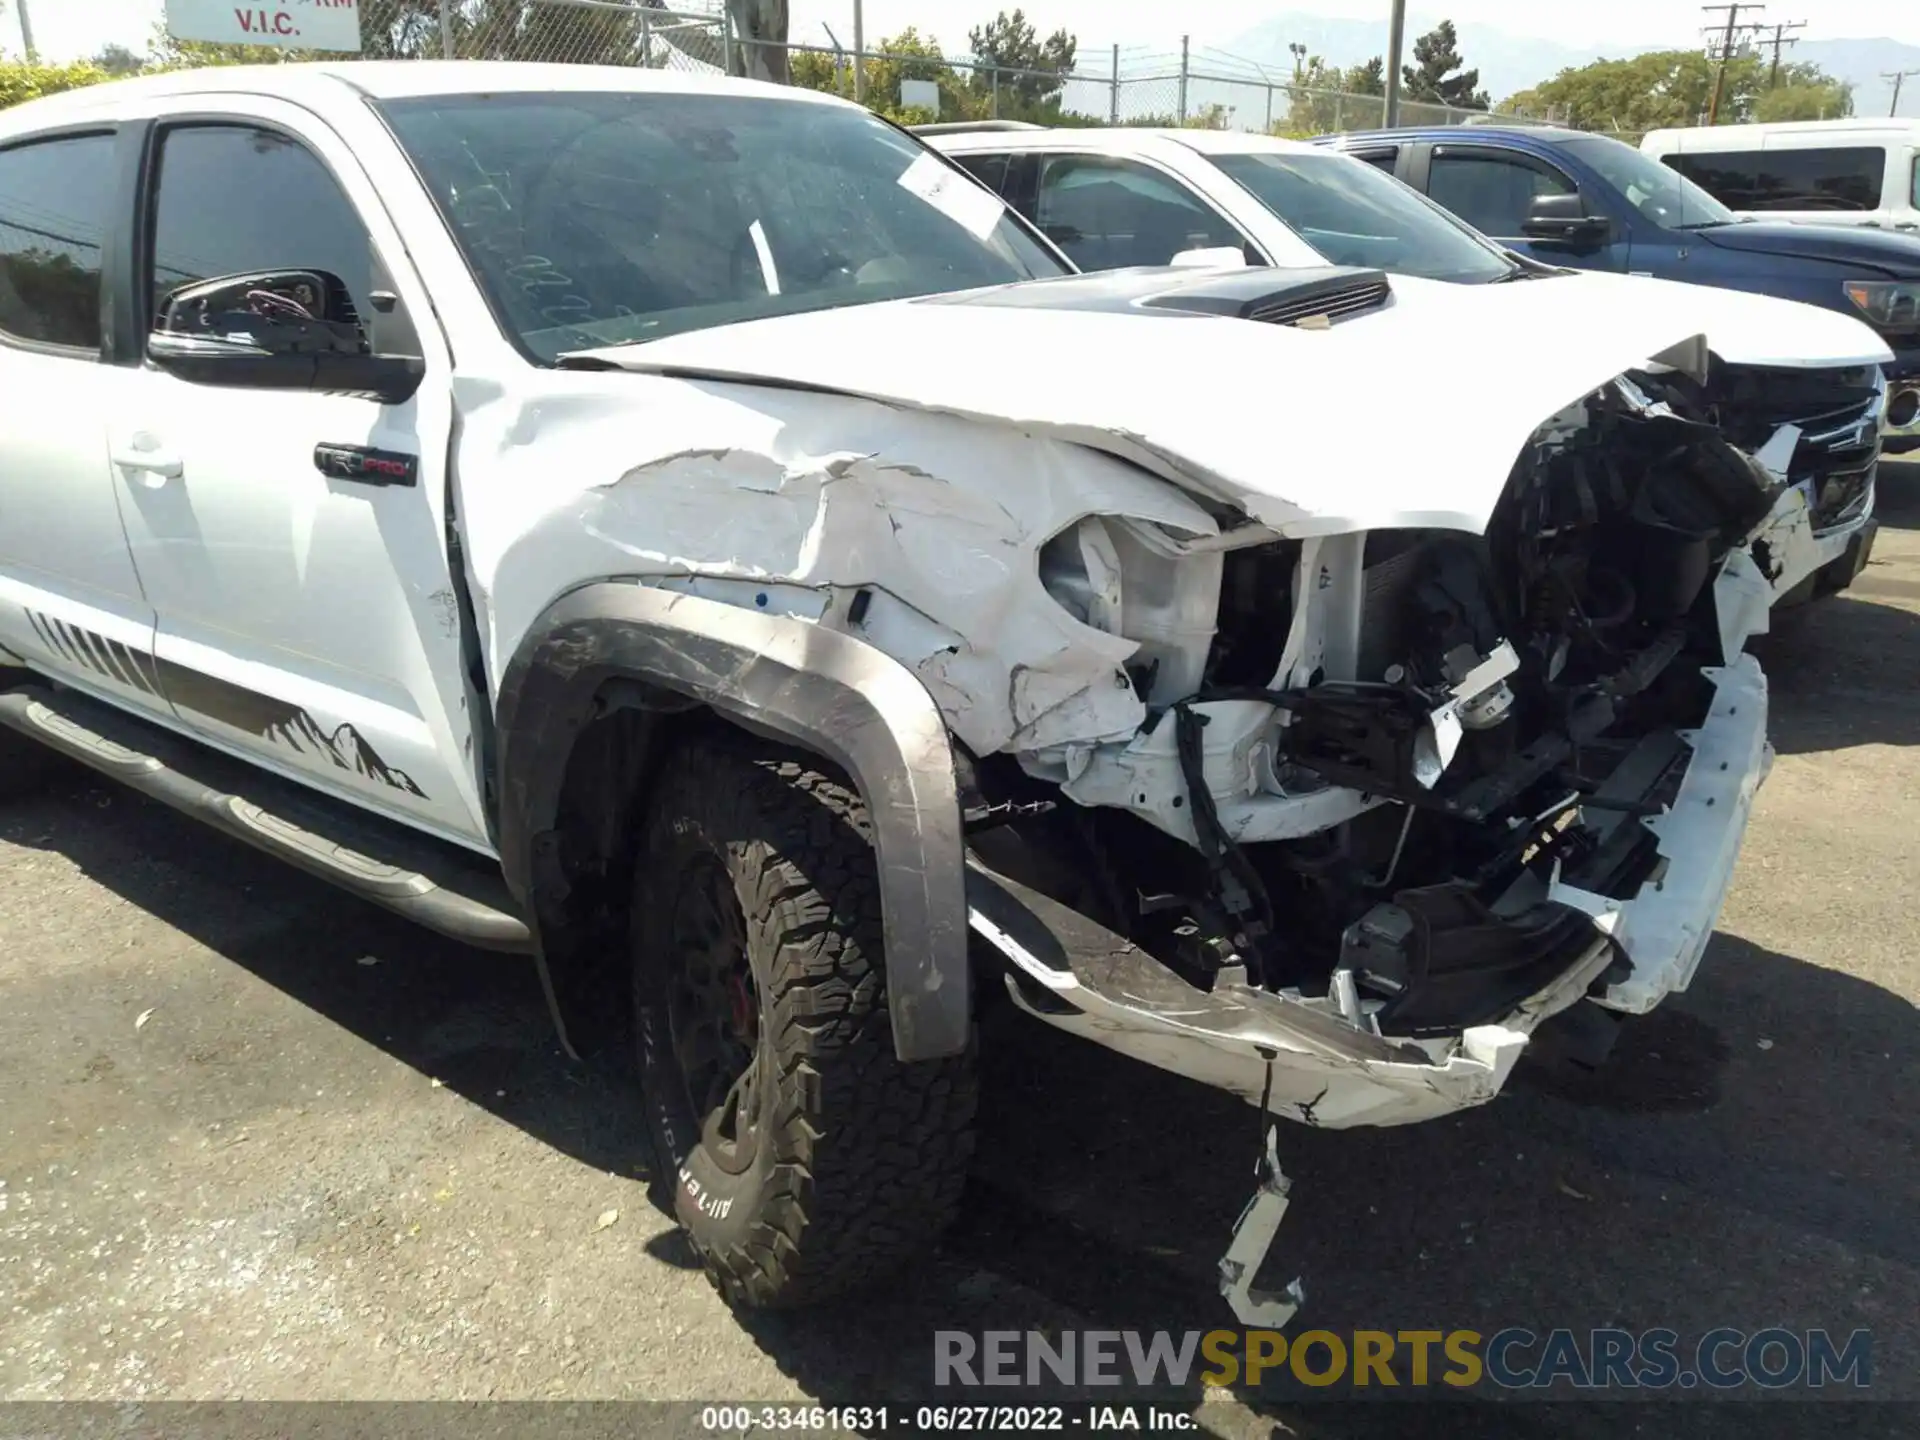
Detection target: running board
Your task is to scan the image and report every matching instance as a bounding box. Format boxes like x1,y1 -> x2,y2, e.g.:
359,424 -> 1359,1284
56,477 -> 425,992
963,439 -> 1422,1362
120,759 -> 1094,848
0,684 -> 532,953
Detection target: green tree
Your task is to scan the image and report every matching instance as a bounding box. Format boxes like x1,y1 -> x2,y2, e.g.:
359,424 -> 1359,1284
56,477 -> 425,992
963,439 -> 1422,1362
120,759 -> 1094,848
967,9 -> 1076,116
1402,20 -> 1487,109
1344,57 -> 1385,96
1500,50 -> 1850,129
0,59 -> 112,108
1276,54 -> 1385,136
792,28 -> 986,125
91,44 -> 146,76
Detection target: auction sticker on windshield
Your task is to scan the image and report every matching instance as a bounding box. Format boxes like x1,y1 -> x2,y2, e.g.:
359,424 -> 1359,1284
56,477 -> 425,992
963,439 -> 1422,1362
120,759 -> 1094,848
166,0 -> 363,51
898,150 -> 1006,241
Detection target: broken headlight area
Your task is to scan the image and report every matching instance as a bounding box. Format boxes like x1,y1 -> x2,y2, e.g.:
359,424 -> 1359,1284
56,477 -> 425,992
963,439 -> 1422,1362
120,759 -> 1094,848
1691,360 -> 1883,536
976,372 -> 1774,1049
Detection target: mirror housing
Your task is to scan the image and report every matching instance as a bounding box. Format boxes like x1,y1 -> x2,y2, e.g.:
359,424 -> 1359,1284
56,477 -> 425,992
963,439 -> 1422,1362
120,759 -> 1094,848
1170,245 -> 1251,270
148,269 -> 425,407
1520,193 -> 1608,245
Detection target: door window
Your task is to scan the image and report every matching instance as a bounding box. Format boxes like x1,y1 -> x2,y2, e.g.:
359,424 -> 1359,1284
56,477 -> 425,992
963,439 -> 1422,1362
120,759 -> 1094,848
148,125 -> 375,328
950,151 -> 1012,195
1666,146 -> 1885,212
1427,151 -> 1576,236
0,132 -> 116,351
1033,155 -> 1243,270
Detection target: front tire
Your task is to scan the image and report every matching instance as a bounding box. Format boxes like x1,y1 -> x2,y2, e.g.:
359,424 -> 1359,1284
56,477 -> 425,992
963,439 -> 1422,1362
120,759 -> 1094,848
631,740 -> 976,1308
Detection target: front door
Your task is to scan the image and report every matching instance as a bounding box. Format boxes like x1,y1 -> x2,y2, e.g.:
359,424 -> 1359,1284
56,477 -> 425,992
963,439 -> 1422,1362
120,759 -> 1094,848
105,100 -> 488,849
1423,144 -> 1629,273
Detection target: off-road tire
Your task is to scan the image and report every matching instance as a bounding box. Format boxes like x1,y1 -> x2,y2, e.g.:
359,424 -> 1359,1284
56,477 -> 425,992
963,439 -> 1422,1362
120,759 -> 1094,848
631,740 -> 977,1309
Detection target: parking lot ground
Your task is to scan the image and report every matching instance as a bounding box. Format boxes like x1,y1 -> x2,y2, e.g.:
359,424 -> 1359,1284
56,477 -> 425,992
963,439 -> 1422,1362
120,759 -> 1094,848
3,464 -> 1918,1438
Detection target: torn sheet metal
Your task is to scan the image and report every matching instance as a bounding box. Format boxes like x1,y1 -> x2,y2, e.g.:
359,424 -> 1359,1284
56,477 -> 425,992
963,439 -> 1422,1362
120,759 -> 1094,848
968,858 -> 1607,1131
1563,653 -> 1772,1015
453,372 -> 1221,761
1218,1126 -> 1306,1329
1746,473 -> 1867,606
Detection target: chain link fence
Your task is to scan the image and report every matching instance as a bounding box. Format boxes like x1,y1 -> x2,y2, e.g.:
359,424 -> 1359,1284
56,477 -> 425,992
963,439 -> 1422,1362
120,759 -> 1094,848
63,0 -> 1636,142
284,0 -> 1523,137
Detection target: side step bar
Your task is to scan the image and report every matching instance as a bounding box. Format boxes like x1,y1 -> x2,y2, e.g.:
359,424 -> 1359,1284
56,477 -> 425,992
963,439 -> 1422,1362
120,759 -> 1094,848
0,684 -> 533,953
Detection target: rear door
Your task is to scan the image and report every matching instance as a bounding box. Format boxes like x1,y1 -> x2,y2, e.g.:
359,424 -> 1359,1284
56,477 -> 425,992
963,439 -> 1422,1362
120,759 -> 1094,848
0,123 -> 170,721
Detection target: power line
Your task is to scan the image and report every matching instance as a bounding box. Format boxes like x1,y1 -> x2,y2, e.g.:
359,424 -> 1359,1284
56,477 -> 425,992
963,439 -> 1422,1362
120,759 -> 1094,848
1762,19 -> 1805,88
1884,69 -> 1920,116
1701,3 -> 1767,124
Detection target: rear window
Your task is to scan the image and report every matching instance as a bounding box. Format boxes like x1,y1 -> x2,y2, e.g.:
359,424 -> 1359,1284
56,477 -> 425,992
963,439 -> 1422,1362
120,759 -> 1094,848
1664,146 -> 1886,213
0,132 -> 116,351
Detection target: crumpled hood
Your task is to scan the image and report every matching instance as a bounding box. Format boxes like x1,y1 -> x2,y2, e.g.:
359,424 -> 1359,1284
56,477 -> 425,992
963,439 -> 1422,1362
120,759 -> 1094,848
568,268 -> 1889,536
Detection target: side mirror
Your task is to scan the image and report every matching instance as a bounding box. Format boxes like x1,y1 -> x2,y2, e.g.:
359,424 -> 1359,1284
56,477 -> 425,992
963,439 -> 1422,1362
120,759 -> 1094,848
148,269 -> 424,407
1520,193 -> 1609,245
1170,245 -> 1250,270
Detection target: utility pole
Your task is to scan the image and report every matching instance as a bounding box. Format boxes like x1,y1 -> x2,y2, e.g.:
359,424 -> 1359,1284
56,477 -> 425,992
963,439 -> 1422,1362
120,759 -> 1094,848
1885,69 -> 1920,116
1702,3 -> 1765,125
1762,19 -> 1804,87
15,0 -> 35,62
852,0 -> 865,103
1383,0 -> 1407,126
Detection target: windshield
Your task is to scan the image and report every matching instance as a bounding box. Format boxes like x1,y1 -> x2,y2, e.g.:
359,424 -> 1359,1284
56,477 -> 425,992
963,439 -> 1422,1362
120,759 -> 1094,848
377,92 -> 1065,361
1211,149 -> 1518,283
1558,135 -> 1739,230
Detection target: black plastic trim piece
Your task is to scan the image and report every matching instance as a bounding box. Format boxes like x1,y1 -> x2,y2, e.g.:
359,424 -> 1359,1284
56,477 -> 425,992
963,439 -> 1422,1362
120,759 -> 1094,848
495,583 -> 971,1064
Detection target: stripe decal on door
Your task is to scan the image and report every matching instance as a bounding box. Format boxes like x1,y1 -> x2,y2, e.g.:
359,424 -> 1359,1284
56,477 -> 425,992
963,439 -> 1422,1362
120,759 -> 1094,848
22,610 -> 429,800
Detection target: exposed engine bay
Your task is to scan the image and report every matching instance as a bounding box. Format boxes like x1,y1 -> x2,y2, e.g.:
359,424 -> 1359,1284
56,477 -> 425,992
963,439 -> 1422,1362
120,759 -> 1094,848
964,364 -> 1787,1044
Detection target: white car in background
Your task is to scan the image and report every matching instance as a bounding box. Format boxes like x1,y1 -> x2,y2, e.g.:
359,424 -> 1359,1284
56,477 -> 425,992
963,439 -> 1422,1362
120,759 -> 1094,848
925,122 -> 1895,611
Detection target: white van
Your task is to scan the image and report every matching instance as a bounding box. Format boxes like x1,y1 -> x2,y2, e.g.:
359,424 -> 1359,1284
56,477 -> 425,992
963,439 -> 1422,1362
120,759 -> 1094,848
1641,119 -> 1919,231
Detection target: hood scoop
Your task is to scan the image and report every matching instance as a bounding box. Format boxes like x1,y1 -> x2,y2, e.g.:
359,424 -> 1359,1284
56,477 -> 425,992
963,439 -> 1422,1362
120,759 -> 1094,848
1139,265 -> 1392,327
926,264 -> 1393,328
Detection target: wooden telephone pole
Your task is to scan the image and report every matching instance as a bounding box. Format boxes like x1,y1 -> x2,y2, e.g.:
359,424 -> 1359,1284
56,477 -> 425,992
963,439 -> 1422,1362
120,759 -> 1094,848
1702,3 -> 1767,124
1763,20 -> 1805,87
1884,69 -> 1920,117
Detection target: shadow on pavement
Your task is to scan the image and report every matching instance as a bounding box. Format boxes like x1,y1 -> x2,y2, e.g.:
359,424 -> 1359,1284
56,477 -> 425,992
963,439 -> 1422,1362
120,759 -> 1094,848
5,771 -> 1913,1433
1869,457 -> 1920,533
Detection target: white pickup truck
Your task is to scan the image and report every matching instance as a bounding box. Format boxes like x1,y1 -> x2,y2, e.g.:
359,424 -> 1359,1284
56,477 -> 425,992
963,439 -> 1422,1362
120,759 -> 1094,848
0,61 -> 1892,1322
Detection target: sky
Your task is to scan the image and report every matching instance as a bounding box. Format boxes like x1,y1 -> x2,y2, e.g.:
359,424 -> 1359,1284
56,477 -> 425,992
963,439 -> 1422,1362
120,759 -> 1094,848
9,0 -> 1918,67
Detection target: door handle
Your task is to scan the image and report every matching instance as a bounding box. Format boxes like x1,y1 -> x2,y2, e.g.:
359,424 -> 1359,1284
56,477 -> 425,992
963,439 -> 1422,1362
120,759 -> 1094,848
111,433 -> 184,481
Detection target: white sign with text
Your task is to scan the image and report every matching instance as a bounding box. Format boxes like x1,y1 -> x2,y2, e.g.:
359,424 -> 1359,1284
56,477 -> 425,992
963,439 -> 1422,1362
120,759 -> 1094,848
165,0 -> 363,52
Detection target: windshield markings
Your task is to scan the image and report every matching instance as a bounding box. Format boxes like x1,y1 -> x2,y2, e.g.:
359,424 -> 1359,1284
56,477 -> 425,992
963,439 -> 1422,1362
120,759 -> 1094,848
748,219 -> 782,296
898,151 -> 1005,241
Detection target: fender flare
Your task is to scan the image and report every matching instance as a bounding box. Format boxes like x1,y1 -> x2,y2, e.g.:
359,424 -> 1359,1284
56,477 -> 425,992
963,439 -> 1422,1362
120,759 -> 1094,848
494,582 -> 971,1063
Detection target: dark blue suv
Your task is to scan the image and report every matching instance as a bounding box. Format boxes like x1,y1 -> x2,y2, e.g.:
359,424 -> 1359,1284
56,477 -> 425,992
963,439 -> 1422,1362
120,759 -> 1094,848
1318,125 -> 1920,453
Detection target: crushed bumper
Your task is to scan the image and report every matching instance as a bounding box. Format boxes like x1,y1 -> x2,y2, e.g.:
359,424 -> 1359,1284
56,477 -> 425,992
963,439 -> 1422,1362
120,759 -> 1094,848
1560,653 -> 1771,1014
1757,471 -> 1876,608
965,653 -> 1772,1128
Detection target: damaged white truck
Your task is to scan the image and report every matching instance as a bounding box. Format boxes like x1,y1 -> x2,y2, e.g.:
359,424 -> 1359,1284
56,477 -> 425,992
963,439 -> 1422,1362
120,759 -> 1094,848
0,65 -> 1896,1319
